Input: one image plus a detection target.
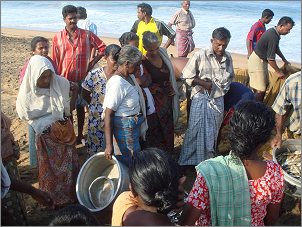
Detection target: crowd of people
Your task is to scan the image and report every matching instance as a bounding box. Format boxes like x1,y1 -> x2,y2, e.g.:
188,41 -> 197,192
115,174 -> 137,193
1,1 -> 301,226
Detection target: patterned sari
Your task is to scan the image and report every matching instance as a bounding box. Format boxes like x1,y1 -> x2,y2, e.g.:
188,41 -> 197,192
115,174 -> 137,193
36,120 -> 80,207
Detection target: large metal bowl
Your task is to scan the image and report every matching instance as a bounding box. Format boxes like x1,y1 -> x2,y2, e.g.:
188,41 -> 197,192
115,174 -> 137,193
76,152 -> 129,212
272,139 -> 301,198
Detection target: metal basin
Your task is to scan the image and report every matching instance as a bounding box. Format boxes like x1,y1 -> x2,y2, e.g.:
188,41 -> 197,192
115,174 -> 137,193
76,152 -> 130,212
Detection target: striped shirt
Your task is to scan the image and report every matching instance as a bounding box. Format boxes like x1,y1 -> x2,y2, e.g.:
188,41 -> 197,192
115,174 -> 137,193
246,20 -> 266,52
169,8 -> 195,32
52,27 -> 106,82
272,71 -> 301,134
181,47 -> 234,99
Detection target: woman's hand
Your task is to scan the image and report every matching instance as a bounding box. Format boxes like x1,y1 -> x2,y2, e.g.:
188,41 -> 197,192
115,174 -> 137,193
104,146 -> 113,160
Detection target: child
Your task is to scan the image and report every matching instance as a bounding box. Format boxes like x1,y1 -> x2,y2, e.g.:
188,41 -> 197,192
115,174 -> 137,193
112,148 -> 185,225
81,44 -> 121,154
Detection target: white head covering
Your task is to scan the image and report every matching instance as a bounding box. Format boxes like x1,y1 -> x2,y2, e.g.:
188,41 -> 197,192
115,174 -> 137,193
16,55 -> 71,135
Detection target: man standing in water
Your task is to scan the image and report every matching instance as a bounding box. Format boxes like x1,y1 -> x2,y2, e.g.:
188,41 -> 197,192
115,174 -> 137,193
248,16 -> 294,101
168,0 -> 196,57
52,5 -> 106,145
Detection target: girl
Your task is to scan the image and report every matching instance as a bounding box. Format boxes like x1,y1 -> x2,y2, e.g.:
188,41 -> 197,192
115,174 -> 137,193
112,148 -> 185,225
82,44 -> 121,155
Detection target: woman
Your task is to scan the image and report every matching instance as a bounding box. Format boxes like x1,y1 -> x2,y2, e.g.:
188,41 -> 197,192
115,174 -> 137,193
16,55 -> 79,207
103,45 -> 148,167
119,32 -> 155,117
82,44 -> 121,155
19,36 -> 59,168
179,101 -> 284,226
141,31 -> 179,152
112,148 -> 185,226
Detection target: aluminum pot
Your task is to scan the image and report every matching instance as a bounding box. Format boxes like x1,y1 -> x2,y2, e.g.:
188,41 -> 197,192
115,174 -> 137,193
272,139 -> 301,198
76,152 -> 130,212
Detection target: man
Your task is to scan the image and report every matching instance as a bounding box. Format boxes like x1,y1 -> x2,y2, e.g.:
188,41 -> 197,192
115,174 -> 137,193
131,2 -> 176,55
271,71 -> 301,148
246,9 -> 274,58
77,6 -> 98,35
52,5 -> 106,144
248,16 -> 294,102
168,0 -> 195,57
179,27 -> 234,166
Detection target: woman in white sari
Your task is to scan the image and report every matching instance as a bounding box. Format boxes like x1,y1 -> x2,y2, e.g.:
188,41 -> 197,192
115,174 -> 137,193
16,55 -> 79,207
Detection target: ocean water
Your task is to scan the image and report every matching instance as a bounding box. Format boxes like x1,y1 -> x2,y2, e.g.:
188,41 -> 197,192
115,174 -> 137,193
1,1 -> 301,63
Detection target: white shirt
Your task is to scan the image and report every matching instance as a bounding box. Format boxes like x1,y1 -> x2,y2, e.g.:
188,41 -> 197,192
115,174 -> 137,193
78,19 -> 98,35
104,75 -> 140,116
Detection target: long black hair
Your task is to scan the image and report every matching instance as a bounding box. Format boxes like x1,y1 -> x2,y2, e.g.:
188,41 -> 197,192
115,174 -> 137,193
129,148 -> 180,214
229,101 -> 275,158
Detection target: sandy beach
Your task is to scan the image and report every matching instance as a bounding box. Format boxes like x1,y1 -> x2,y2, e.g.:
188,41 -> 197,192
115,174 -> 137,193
1,27 -> 301,225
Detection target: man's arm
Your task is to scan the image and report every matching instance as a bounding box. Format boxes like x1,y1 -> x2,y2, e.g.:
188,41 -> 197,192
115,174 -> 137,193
268,59 -> 285,79
130,20 -> 140,33
192,78 -> 212,93
163,38 -> 174,49
271,80 -> 289,148
51,35 -> 60,69
10,178 -> 53,207
271,113 -> 286,148
276,47 -> 290,65
87,33 -> 107,72
246,39 -> 253,58
157,20 -> 176,49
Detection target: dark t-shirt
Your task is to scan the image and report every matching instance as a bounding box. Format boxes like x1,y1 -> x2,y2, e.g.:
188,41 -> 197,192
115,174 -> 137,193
254,27 -> 280,61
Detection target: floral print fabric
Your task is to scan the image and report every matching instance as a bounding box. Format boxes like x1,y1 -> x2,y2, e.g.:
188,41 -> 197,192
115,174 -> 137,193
82,67 -> 107,153
187,160 -> 284,226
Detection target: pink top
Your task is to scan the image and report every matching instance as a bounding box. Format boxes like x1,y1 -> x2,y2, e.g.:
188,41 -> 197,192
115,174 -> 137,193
187,160 -> 284,226
19,56 -> 59,85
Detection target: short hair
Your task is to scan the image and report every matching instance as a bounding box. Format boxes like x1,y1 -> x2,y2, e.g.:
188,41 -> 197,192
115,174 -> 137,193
119,32 -> 139,47
30,36 -> 49,51
229,101 -> 275,158
277,16 -> 295,27
137,3 -> 152,16
142,31 -> 159,49
117,45 -> 142,66
77,6 -> 87,19
212,27 -> 231,40
104,44 -> 121,62
129,148 -> 181,214
48,204 -> 101,226
261,9 -> 274,18
62,5 -> 77,19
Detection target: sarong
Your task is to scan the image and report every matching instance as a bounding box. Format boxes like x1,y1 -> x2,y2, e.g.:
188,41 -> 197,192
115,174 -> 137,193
176,29 -> 195,57
113,114 -> 144,167
36,120 -> 80,207
179,92 -> 224,166
145,82 -> 174,152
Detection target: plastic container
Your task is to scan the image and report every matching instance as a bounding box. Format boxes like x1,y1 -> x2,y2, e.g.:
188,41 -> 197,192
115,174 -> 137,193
76,152 -> 130,212
272,139 -> 301,198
